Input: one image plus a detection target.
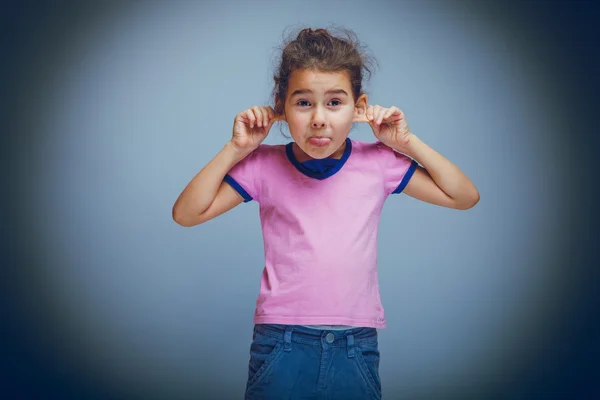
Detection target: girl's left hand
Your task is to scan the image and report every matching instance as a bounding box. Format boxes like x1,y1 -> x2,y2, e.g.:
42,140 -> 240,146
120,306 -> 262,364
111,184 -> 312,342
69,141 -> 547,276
365,105 -> 414,152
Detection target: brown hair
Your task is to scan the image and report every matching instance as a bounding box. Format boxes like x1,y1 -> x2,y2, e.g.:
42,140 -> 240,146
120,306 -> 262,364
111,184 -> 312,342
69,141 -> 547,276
272,26 -> 378,116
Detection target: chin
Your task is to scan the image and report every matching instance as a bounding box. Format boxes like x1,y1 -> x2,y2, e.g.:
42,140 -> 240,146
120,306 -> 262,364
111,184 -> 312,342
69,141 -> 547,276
301,142 -> 337,159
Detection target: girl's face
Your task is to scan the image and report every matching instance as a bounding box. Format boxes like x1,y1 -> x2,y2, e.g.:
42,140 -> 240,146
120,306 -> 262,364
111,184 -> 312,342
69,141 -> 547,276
283,69 -> 367,160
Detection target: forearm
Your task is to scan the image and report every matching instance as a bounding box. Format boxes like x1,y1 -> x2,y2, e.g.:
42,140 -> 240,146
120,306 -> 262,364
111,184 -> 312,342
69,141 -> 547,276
398,135 -> 479,206
173,142 -> 246,220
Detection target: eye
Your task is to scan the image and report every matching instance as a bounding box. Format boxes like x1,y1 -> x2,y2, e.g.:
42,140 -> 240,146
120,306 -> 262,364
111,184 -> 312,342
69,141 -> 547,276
296,100 -> 311,107
328,99 -> 342,106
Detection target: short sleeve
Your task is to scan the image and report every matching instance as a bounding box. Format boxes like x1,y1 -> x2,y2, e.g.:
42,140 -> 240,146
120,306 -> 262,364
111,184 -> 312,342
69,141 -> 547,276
223,147 -> 263,203
376,142 -> 418,196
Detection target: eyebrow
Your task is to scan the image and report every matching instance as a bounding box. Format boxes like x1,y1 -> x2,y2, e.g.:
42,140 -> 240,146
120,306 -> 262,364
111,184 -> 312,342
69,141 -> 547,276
289,89 -> 349,97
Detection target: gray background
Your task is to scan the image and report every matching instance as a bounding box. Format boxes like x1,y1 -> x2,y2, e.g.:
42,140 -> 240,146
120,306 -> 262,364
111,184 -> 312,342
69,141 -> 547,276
2,0 -> 596,399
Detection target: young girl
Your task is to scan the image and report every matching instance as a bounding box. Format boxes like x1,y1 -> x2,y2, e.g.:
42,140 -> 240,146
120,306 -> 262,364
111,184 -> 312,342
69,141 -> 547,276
173,27 -> 479,399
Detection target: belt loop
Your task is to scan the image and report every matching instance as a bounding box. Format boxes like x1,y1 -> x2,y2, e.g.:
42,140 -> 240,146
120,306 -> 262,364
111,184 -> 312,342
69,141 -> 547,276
347,334 -> 355,358
283,326 -> 293,352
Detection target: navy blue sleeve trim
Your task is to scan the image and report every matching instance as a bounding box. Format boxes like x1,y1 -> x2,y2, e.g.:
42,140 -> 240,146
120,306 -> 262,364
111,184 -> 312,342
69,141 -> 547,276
392,159 -> 418,194
223,174 -> 253,202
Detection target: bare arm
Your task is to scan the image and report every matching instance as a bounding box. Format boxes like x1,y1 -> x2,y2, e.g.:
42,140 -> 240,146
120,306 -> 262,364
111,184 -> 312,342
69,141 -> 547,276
173,143 -> 243,226
172,105 -> 278,227
400,135 -> 480,210
172,142 -> 246,227
364,105 -> 479,210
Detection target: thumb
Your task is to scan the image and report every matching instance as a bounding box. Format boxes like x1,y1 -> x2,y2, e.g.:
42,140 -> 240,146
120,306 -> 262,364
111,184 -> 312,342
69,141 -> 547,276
352,113 -> 369,123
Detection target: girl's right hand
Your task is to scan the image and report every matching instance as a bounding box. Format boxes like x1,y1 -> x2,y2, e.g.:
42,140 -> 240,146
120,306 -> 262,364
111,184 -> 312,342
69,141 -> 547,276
230,105 -> 279,156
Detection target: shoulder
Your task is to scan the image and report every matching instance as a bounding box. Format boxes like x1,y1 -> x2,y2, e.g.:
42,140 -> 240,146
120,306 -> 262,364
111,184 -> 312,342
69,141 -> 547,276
349,139 -> 390,162
244,143 -> 285,163
350,139 -> 388,152
255,143 -> 285,155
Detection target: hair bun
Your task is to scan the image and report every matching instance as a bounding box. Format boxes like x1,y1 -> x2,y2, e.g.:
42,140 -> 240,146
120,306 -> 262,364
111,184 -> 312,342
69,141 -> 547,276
298,28 -> 312,38
297,28 -> 328,40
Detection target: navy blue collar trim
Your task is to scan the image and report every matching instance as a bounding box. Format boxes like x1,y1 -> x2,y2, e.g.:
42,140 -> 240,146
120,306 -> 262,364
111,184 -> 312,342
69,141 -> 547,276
285,138 -> 352,180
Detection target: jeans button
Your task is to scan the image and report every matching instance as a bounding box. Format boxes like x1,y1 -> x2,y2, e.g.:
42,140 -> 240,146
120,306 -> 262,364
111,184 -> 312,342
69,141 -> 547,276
326,332 -> 335,343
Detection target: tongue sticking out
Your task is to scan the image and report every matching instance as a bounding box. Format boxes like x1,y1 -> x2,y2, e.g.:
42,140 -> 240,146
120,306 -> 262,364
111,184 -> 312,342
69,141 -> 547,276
308,137 -> 331,147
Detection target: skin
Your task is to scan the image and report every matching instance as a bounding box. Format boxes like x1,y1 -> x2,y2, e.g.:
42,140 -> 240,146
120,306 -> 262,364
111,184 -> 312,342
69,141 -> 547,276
172,68 -> 479,227
282,69 -> 367,162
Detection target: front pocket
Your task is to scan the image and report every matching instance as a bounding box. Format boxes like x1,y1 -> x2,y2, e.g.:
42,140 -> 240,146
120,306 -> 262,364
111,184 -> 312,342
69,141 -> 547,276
246,331 -> 284,390
354,341 -> 382,398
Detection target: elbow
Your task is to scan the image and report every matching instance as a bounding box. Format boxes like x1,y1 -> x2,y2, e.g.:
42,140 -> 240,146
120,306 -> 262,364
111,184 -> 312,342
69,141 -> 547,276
455,190 -> 480,210
173,217 -> 193,227
172,207 -> 195,227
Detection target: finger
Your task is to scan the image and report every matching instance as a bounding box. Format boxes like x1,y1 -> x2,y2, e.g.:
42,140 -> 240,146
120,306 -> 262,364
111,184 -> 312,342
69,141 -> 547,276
379,107 -> 392,125
252,106 -> 262,128
245,109 -> 256,128
371,105 -> 381,124
266,106 -> 275,121
353,113 -> 369,123
258,106 -> 265,127
381,107 -> 391,125
383,106 -> 399,121
395,108 -> 405,121
366,105 -> 374,122
372,104 -> 381,116
235,111 -> 247,124
261,106 -> 271,127
266,108 -> 278,128
375,106 -> 386,125
256,107 -> 264,128
265,107 -> 275,126
256,106 -> 267,128
251,106 -> 264,128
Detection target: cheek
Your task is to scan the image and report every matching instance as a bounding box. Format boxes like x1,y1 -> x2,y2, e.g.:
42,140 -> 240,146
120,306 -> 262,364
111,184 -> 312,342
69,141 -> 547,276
286,117 -> 298,130
286,114 -> 306,133
286,121 -> 302,142
332,109 -> 354,127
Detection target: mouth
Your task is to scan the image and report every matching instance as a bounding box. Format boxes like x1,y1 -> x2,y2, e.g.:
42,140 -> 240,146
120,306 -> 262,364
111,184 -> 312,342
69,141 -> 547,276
308,136 -> 331,147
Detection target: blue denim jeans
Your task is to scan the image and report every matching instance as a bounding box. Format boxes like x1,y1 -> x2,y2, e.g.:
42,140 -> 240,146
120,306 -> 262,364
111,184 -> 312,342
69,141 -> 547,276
245,324 -> 382,399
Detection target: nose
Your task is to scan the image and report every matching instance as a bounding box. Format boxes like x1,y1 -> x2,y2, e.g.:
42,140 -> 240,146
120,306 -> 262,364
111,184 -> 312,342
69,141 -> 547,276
311,110 -> 326,128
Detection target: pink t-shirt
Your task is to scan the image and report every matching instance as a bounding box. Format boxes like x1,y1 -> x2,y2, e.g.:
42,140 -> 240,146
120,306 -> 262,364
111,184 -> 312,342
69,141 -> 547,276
224,138 -> 417,329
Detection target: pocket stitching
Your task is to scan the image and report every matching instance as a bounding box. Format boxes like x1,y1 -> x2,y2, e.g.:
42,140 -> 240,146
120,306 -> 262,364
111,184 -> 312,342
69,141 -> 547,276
246,341 -> 285,392
354,348 -> 382,398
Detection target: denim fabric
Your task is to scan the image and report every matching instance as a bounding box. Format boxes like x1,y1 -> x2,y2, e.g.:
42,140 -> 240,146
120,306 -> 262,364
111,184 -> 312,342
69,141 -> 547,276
245,324 -> 382,399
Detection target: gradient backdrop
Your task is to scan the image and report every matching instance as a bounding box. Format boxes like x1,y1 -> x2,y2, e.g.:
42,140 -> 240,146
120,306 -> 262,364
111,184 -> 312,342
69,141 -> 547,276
2,1 -> 597,399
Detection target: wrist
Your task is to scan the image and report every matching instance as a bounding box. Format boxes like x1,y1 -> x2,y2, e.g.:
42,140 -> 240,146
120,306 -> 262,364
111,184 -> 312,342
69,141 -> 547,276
224,141 -> 252,163
393,133 -> 421,157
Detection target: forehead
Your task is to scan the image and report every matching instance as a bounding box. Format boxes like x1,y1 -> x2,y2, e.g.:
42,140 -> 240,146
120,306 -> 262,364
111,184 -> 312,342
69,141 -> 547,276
287,69 -> 351,93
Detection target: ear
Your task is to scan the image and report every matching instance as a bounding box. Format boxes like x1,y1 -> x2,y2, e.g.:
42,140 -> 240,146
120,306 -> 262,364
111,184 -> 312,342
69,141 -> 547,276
274,94 -> 287,122
352,94 -> 369,123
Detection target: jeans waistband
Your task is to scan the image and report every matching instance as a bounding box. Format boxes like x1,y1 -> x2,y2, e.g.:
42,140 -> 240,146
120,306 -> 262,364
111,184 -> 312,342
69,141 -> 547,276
254,324 -> 378,348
